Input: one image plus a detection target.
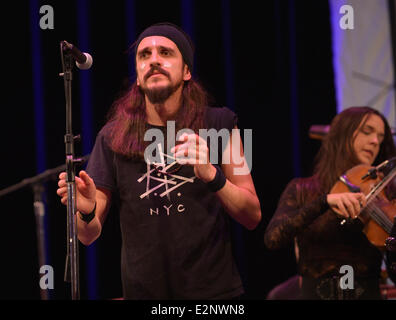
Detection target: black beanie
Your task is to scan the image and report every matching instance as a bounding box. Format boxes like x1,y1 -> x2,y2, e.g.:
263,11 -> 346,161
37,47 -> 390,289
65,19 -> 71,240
135,22 -> 195,72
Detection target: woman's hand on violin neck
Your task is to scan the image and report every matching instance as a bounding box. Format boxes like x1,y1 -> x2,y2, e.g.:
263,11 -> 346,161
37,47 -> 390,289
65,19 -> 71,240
327,192 -> 367,219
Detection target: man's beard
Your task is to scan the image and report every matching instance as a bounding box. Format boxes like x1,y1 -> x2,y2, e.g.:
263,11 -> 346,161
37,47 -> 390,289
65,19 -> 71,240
140,65 -> 184,104
142,82 -> 180,104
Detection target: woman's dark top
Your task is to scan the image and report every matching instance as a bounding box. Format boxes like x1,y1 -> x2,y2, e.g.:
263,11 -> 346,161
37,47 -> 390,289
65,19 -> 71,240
264,177 -> 386,299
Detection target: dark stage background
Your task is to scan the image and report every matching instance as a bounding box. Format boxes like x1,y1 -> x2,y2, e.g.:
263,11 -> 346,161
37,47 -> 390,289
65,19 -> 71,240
0,0 -> 336,299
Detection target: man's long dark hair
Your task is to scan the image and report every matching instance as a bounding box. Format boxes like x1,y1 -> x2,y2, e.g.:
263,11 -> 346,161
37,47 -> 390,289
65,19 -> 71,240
308,106 -> 396,197
106,79 -> 207,159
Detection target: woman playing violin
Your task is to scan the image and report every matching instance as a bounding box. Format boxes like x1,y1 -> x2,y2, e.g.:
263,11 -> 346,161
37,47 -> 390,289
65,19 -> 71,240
264,106 -> 396,299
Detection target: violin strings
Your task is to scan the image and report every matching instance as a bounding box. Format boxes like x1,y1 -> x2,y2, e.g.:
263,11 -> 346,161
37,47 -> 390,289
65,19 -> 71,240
366,203 -> 393,233
361,167 -> 396,235
366,203 -> 389,228
367,206 -> 392,232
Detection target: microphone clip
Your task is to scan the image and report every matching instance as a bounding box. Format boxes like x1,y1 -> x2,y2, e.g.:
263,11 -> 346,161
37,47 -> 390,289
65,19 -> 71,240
361,168 -> 378,180
361,160 -> 390,180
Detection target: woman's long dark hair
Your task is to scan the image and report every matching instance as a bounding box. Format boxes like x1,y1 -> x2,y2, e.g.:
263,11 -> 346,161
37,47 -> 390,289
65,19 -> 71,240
311,106 -> 396,195
106,79 -> 208,159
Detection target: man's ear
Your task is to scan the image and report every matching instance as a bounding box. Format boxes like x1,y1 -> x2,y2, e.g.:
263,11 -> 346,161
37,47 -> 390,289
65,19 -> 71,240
183,64 -> 192,81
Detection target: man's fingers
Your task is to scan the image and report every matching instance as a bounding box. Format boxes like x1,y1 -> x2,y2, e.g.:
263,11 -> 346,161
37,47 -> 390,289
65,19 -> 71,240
57,187 -> 67,196
174,149 -> 208,164
75,176 -> 84,188
174,149 -> 189,161
58,179 -> 65,187
78,170 -> 93,187
177,133 -> 189,142
173,143 -> 189,154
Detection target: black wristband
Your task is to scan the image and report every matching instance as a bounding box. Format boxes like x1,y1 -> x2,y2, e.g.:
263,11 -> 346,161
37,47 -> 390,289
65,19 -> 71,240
206,165 -> 226,192
79,202 -> 96,224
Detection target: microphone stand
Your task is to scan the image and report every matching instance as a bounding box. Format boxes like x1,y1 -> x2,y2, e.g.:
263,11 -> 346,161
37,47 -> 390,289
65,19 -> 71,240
0,155 -> 89,299
59,42 -> 84,300
33,183 -> 48,300
0,179 -> 49,299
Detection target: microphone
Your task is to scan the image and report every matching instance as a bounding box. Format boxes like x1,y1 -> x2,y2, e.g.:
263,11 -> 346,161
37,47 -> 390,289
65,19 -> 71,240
361,157 -> 396,180
361,160 -> 389,180
61,40 -> 93,70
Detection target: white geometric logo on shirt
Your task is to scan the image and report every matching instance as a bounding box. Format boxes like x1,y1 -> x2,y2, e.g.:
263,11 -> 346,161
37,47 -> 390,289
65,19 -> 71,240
137,144 -> 195,200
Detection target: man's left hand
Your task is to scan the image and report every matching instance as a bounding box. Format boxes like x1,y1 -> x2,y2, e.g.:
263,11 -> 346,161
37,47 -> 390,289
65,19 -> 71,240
171,133 -> 216,183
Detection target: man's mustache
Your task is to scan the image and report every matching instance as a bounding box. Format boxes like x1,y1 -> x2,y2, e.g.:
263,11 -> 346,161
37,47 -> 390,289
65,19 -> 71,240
144,66 -> 170,81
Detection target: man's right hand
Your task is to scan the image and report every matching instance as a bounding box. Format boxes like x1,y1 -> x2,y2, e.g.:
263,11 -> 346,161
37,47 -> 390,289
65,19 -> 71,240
57,170 -> 97,214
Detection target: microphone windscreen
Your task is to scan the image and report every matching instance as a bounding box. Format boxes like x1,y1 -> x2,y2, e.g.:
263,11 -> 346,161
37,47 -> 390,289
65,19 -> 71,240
76,53 -> 93,70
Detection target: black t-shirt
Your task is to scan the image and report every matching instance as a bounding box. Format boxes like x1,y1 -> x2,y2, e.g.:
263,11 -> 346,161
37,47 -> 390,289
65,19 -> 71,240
86,106 -> 244,299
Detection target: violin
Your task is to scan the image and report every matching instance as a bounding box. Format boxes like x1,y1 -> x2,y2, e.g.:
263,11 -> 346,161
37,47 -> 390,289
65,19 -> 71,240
330,161 -> 396,248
